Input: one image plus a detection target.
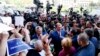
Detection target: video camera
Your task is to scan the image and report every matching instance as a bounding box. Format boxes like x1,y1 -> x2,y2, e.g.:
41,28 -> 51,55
46,1 -> 53,14
57,5 -> 62,15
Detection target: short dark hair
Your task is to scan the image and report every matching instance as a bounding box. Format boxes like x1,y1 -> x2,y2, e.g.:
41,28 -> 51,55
84,28 -> 94,38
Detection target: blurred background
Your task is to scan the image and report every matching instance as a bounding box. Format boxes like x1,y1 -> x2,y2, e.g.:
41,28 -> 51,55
0,0 -> 100,13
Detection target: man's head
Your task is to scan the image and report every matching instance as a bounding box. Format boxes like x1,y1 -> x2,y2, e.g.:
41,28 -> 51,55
34,40 -> 43,52
35,26 -> 42,35
56,23 -> 62,31
86,21 -> 92,28
84,28 -> 94,38
77,33 -> 89,47
80,17 -> 85,25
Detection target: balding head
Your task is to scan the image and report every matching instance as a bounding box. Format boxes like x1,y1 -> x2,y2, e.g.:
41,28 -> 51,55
34,40 -> 43,52
77,33 -> 89,46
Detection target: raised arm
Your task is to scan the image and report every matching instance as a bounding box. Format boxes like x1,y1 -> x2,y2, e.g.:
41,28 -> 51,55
0,32 -> 9,56
42,34 -> 53,56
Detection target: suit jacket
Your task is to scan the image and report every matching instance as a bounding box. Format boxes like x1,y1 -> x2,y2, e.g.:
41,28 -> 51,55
27,49 -> 40,56
74,42 -> 95,56
31,32 -> 46,40
50,30 -> 67,54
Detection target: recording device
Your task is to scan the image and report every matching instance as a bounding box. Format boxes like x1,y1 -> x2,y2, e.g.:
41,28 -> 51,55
34,0 -> 42,7
57,5 -> 62,15
34,0 -> 43,17
46,1 -> 52,14
69,8 -> 73,15
80,7 -> 83,12
83,10 -> 89,17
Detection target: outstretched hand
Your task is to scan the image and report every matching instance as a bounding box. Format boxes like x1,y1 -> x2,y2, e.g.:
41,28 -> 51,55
0,31 -> 9,56
42,34 -> 53,56
25,22 -> 32,29
41,34 -> 51,51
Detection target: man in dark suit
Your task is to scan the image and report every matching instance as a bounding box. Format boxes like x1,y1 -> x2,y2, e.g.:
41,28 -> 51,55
50,23 -> 67,56
31,26 -> 46,40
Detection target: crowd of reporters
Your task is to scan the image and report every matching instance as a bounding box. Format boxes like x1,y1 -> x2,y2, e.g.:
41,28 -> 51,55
0,5 -> 100,56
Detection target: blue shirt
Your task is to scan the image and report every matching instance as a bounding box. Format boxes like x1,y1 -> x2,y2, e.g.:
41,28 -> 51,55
75,41 -> 95,56
31,32 -> 47,40
72,35 -> 80,49
89,37 -> 98,48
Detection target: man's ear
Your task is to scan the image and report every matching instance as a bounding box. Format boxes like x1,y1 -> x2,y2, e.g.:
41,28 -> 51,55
80,41 -> 83,45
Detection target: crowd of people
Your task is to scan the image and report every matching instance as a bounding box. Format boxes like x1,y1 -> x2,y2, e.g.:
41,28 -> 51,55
0,6 -> 100,56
